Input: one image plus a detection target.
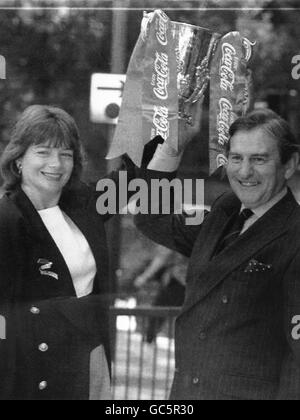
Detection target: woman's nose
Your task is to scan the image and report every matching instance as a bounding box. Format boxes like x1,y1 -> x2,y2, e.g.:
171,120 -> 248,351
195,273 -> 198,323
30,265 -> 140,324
48,152 -> 62,168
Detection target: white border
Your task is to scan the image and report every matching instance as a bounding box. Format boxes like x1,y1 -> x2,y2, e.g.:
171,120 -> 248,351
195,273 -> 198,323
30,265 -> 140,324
0,7 -> 299,11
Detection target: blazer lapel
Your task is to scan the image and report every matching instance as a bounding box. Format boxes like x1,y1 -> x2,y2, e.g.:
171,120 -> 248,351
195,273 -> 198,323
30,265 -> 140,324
9,186 -> 109,298
10,188 -> 77,296
183,190 -> 297,314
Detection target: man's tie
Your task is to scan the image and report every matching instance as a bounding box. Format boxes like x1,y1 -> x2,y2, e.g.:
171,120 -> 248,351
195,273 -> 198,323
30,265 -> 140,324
215,208 -> 254,255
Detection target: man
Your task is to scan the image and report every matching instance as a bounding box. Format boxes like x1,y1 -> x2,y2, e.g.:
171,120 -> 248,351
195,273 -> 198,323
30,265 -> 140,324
135,109 -> 300,400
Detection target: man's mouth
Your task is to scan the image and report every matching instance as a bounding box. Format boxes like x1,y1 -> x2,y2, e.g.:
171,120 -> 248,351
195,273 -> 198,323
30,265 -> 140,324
41,172 -> 63,181
238,181 -> 259,187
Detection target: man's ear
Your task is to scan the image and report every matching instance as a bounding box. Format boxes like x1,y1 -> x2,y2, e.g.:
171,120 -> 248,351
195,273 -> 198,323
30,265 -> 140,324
285,152 -> 300,180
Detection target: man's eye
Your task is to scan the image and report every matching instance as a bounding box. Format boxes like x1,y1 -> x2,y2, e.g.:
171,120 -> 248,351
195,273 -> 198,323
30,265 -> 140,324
252,157 -> 266,165
230,155 -> 242,163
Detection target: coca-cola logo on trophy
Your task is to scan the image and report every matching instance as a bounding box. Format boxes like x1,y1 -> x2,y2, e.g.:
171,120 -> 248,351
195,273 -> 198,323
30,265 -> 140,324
220,43 -> 238,92
156,11 -> 169,46
153,52 -> 170,100
150,10 -> 171,144
217,98 -> 234,146
152,106 -> 170,140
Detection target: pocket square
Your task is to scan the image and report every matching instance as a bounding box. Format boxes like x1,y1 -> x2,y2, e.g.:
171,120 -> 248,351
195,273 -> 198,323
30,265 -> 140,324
244,259 -> 272,273
37,259 -> 59,280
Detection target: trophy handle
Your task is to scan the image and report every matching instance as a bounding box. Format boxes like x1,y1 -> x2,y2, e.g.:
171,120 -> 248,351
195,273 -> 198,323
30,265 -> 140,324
141,11 -> 158,41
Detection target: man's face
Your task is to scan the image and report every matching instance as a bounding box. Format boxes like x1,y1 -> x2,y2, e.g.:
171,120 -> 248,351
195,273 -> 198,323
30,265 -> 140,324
226,128 -> 292,209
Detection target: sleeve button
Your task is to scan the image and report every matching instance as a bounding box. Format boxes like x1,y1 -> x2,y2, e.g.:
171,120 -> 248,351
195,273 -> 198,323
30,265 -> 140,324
39,381 -> 48,391
199,332 -> 206,340
39,343 -> 49,352
222,296 -> 229,304
30,307 -> 40,315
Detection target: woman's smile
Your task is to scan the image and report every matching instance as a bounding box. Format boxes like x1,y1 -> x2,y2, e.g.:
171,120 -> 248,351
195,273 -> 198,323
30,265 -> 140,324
41,171 -> 64,182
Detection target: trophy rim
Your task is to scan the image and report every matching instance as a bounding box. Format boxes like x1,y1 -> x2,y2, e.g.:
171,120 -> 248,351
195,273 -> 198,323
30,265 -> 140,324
171,20 -> 219,36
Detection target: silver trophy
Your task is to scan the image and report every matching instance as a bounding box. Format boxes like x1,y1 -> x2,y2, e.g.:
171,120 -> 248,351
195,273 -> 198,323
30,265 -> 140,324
107,11 -> 222,167
171,21 -> 221,124
142,12 -> 220,125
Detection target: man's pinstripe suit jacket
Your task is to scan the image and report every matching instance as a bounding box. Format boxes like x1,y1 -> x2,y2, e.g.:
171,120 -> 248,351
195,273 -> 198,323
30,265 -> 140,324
135,169 -> 300,400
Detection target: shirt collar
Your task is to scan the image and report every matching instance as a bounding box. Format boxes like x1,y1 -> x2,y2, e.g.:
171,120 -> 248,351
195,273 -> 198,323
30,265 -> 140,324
241,187 -> 288,219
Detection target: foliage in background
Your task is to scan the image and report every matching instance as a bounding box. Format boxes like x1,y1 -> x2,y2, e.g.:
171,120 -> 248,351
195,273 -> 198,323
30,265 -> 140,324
0,0 -> 300,179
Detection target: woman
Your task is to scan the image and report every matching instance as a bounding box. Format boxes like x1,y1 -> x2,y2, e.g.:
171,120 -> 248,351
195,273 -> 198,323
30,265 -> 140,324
0,105 -> 134,400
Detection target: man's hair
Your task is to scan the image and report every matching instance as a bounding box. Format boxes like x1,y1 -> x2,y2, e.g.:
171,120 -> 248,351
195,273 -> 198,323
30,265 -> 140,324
0,105 -> 84,191
227,109 -> 300,164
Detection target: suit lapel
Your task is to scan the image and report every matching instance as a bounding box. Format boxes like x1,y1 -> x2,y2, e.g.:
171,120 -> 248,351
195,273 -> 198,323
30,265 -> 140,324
183,190 -> 297,314
195,208 -> 239,266
185,193 -> 241,279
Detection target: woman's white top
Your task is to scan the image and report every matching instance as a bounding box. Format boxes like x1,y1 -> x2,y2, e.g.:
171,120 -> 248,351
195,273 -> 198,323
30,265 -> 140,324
38,206 -> 97,298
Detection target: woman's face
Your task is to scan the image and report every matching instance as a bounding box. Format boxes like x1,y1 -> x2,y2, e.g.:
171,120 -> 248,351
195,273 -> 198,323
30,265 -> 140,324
18,142 -> 74,209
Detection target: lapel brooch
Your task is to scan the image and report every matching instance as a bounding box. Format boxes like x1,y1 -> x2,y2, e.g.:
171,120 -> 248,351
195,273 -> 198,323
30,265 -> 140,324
244,259 -> 272,273
37,259 -> 59,280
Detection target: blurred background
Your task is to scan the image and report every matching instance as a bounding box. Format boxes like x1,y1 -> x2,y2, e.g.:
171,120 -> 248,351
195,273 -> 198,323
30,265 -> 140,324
1,0 -> 300,398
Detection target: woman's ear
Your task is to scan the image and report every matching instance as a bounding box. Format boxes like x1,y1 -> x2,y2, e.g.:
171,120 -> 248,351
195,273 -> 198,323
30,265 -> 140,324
15,159 -> 23,174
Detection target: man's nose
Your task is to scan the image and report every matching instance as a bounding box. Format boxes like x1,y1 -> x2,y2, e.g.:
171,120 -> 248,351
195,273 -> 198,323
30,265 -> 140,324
239,159 -> 254,178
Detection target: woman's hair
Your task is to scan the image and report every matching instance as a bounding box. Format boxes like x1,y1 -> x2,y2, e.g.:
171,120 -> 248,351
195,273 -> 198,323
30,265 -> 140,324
0,105 -> 84,191
227,109 -> 300,164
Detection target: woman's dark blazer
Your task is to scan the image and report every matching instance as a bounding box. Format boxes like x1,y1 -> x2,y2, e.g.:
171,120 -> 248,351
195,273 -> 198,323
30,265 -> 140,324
0,161 -> 135,400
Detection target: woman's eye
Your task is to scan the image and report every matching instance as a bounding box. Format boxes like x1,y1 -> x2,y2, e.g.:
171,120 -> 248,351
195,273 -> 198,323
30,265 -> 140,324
61,152 -> 73,158
36,150 -> 49,155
